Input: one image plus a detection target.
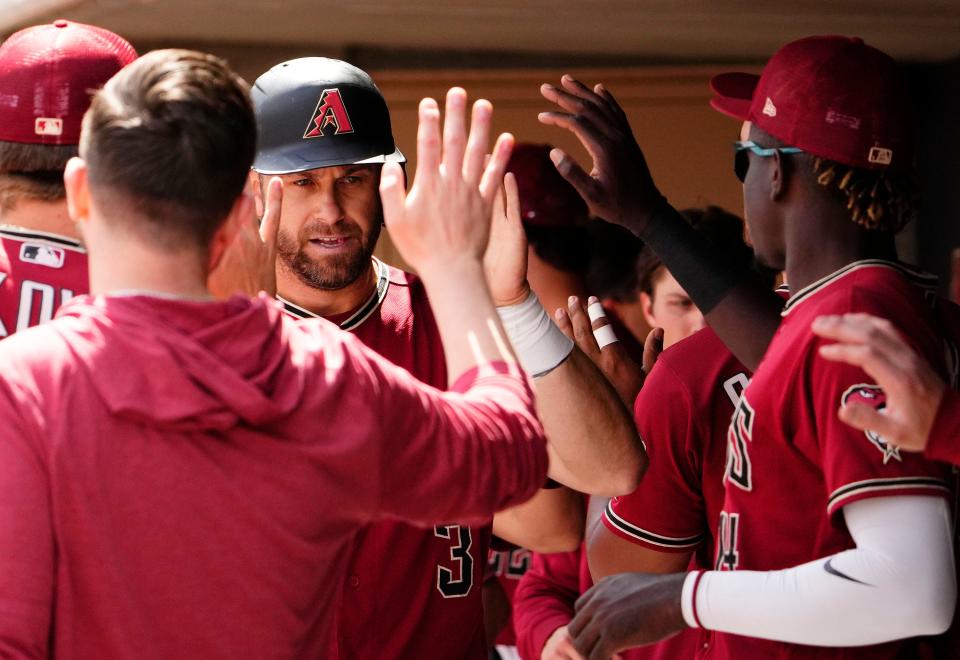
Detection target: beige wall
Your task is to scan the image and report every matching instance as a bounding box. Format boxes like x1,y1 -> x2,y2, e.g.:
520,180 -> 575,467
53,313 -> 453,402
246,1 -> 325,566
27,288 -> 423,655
370,66 -> 751,269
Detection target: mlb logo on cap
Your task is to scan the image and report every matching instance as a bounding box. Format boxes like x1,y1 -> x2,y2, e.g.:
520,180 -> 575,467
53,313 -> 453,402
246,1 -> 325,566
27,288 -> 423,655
0,20 -> 136,145
35,118 -> 63,137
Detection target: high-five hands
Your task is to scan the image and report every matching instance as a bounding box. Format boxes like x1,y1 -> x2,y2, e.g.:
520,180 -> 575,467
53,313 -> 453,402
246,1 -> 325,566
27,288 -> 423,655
483,172 -> 531,307
380,88 -> 513,276
207,176 -> 282,299
538,75 -> 664,234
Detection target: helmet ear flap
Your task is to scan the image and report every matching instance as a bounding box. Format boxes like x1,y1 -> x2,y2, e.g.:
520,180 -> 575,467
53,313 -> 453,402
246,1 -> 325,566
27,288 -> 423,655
251,57 -> 405,175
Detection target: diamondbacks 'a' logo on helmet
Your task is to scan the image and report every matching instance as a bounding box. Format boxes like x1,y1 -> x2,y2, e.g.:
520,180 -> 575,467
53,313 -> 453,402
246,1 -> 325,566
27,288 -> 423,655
841,384 -> 901,464
303,88 -> 355,139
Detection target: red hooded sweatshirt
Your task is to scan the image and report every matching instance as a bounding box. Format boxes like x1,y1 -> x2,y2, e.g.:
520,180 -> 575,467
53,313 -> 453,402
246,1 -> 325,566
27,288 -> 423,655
0,293 -> 547,659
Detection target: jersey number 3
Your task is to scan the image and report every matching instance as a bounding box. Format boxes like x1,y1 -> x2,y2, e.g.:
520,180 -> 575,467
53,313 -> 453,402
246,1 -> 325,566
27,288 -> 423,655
434,525 -> 474,598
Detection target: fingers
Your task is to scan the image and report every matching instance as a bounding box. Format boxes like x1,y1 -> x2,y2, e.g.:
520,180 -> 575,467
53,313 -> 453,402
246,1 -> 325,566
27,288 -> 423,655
555,306 -> 575,341
379,162 -> 407,229
812,314 -> 904,354
479,132 -> 515,202
258,176 -> 283,248
642,327 -> 665,374
568,295 -> 601,355
817,342 -> 904,393
442,88 -> 468,180
414,98 -> 441,186
587,296 -> 619,350
838,403 -> 898,439
546,147 -> 602,204
463,99 -> 492,184
503,172 -> 523,229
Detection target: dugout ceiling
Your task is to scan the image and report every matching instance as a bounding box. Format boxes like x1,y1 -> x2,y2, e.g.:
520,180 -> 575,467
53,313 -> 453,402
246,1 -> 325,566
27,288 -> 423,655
2,0 -> 959,65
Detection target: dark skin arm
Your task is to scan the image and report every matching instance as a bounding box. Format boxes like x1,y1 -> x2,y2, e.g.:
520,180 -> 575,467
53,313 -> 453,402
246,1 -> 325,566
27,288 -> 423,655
568,572 -> 687,659
538,75 -> 782,370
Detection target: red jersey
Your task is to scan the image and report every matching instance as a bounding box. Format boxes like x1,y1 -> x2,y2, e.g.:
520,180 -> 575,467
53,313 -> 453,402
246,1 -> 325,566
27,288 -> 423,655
603,326 -> 749,659
280,259 -> 492,659
0,226 -> 87,337
711,260 -> 952,659
513,544 -> 646,660
487,544 -> 533,646
0,292 -> 547,658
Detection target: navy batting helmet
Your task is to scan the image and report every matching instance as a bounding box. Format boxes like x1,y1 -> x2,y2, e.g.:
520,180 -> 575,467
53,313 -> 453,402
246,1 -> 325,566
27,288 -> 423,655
251,57 -> 404,174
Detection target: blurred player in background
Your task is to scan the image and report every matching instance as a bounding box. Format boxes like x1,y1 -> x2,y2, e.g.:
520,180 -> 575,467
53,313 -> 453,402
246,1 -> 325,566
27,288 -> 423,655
0,20 -> 135,337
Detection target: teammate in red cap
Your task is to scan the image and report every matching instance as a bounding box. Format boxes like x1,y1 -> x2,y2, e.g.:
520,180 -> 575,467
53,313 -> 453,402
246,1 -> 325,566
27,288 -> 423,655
0,47 -> 554,658
541,35 -> 957,657
229,60 -> 642,659
0,20 -> 136,338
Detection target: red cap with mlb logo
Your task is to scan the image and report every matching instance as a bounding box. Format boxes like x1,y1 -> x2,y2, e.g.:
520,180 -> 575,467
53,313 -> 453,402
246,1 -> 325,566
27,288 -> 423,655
709,35 -> 912,171
0,20 -> 137,145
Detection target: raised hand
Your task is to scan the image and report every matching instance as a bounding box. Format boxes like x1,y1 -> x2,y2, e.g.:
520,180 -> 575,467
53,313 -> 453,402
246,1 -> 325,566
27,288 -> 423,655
538,76 -> 664,234
380,88 -> 513,277
207,176 -> 282,298
813,313 -> 946,453
483,172 -> 531,306
568,572 -> 686,659
555,295 -> 648,407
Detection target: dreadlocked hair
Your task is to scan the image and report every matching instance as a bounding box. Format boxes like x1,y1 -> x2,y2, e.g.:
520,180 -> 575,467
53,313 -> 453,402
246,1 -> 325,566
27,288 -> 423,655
807,156 -> 918,233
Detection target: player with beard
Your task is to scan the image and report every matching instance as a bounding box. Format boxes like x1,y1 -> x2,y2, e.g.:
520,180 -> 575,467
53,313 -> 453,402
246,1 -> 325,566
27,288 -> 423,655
0,20 -> 136,337
245,57 -> 643,659
540,36 -> 956,658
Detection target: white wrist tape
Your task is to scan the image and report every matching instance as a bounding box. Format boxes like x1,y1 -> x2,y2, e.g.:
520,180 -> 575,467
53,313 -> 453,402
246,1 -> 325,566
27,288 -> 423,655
497,290 -> 574,378
587,300 -> 619,349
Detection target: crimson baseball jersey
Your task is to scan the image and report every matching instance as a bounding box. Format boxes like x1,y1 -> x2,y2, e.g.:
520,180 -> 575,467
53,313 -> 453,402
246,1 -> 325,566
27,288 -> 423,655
0,293 -> 547,658
513,543 -> 646,660
709,260 -> 952,659
487,545 -> 533,646
603,325 -> 749,659
280,259 -> 493,659
0,225 -> 87,337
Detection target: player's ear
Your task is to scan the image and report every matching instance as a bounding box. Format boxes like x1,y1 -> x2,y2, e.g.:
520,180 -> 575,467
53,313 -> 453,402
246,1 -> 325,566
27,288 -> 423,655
63,157 -> 90,225
640,290 -> 656,327
207,191 -> 253,274
769,151 -> 785,201
249,171 -> 265,218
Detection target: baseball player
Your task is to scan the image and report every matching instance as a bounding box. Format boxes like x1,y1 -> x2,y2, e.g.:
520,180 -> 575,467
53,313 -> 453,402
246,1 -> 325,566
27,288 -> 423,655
542,36 -> 957,658
0,47 -> 552,657
247,58 -> 642,659
518,209 -> 774,660
0,20 -> 135,337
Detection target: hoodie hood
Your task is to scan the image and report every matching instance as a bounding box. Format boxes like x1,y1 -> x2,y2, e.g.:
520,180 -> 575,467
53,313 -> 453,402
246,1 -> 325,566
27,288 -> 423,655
53,293 -> 306,432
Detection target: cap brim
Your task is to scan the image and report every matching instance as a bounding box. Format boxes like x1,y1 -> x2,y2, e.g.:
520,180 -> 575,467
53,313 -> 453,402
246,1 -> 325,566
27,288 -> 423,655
709,72 -> 758,121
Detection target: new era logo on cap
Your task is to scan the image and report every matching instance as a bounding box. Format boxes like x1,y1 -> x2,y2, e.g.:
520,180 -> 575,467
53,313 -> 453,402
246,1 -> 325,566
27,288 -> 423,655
868,146 -> 893,165
762,97 -> 777,117
34,118 -> 63,136
303,88 -> 355,139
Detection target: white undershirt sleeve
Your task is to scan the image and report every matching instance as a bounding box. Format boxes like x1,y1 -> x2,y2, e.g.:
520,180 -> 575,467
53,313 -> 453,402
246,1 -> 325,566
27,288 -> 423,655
681,496 -> 956,646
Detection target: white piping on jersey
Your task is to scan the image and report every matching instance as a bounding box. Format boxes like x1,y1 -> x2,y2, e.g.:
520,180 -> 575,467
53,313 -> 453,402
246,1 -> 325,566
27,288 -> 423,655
827,476 -> 949,514
781,259 -> 938,317
277,257 -> 390,331
603,500 -> 704,550
0,224 -> 84,251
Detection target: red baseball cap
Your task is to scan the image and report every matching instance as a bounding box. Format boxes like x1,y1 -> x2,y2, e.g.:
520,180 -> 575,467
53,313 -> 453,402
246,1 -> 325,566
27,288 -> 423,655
0,20 -> 137,145
507,143 -> 589,227
710,35 -> 912,171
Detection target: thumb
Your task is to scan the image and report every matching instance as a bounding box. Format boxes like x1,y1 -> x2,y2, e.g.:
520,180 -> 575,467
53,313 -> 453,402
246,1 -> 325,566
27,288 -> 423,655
379,162 -> 407,229
838,403 -> 897,440
642,327 -> 664,374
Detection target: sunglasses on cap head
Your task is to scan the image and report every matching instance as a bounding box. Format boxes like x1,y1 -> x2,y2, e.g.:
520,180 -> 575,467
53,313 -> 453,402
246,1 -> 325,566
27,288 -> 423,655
734,140 -> 803,183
